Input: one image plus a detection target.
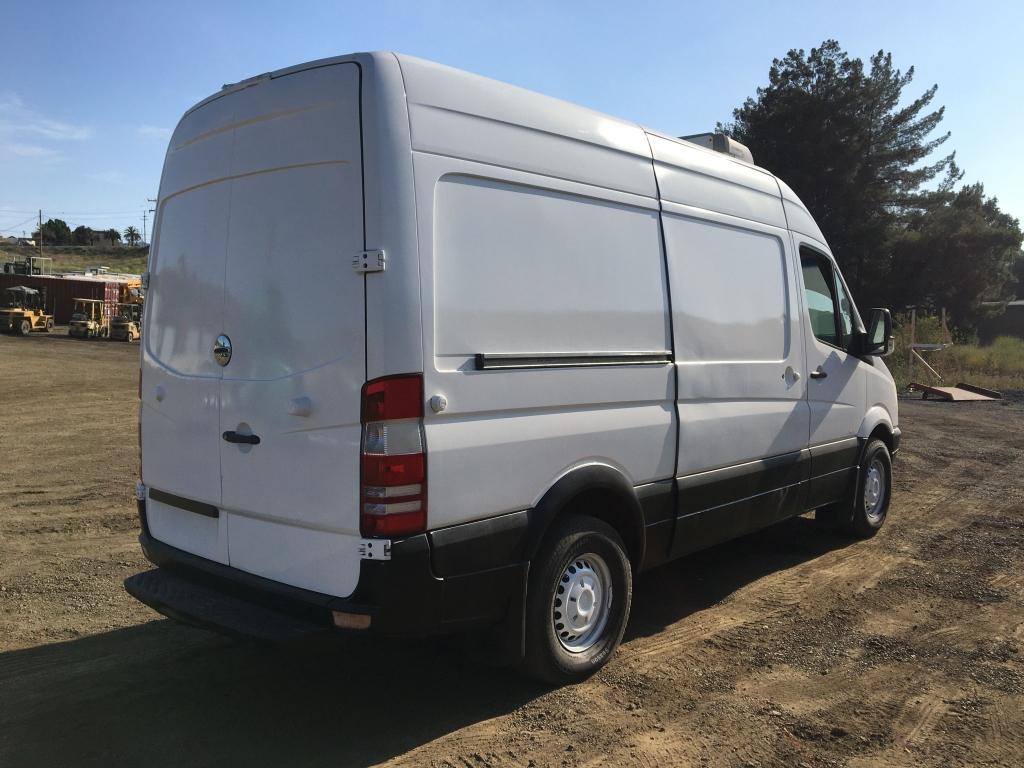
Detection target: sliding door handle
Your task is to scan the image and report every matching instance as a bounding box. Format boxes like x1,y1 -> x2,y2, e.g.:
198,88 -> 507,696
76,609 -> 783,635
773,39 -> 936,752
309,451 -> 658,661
222,430 -> 261,445
809,368 -> 828,380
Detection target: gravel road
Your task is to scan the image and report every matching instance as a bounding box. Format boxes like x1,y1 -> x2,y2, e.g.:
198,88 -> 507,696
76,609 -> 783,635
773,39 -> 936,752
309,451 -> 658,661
1,331 -> 1022,767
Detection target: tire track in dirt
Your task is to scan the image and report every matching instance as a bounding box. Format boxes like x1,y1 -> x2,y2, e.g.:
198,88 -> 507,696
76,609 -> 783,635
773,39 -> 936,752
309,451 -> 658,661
3,337 -> 1024,768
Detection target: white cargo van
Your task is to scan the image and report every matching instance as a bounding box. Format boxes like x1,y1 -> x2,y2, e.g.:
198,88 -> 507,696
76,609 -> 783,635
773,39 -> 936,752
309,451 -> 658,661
126,52 -> 900,683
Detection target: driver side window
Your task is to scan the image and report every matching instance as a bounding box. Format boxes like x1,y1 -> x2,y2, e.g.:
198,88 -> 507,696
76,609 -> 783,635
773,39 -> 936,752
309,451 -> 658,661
800,249 -> 841,347
834,272 -> 854,341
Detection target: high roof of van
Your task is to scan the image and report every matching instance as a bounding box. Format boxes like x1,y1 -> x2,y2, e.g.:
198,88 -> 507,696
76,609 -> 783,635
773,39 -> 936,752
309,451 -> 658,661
180,51 -> 826,245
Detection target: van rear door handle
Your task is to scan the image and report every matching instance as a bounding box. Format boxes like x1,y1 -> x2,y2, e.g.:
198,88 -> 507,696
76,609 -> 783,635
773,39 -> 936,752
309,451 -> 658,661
222,430 -> 261,445
809,368 -> 828,380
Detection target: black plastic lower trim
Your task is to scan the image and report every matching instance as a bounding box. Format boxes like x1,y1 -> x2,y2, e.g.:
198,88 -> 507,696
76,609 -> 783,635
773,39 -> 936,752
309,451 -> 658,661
125,568 -> 330,643
148,487 -> 219,518
131,499 -> 528,638
428,510 -> 529,578
676,449 -> 810,518
638,480 -> 675,570
671,481 -> 805,558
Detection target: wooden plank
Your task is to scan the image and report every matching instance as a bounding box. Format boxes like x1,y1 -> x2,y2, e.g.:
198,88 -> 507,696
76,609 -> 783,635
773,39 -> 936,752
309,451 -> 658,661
954,383 -> 1002,399
911,349 -> 943,382
908,383 -> 998,401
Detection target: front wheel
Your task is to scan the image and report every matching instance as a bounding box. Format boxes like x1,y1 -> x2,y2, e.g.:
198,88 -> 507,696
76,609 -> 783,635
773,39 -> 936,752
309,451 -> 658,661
16,318 -> 31,336
523,515 -> 632,684
817,438 -> 892,538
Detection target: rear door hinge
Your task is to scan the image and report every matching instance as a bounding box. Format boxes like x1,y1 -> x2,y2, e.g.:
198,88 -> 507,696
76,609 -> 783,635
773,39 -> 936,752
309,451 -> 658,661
353,249 -> 385,274
358,538 -> 391,560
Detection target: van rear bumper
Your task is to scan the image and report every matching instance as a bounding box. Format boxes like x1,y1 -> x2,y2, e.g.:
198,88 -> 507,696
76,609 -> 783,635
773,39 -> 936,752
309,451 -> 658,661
128,499 -> 527,640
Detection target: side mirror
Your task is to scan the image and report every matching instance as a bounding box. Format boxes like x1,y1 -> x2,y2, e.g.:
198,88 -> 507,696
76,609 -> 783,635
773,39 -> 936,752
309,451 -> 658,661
860,308 -> 893,357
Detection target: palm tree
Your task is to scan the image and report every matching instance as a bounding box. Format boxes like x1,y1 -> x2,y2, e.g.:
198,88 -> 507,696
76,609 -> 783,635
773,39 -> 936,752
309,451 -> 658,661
123,226 -> 141,247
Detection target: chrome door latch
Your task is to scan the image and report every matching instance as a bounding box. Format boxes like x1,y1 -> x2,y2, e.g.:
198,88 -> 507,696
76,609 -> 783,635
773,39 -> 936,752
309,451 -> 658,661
353,250 -> 386,274
358,539 -> 391,560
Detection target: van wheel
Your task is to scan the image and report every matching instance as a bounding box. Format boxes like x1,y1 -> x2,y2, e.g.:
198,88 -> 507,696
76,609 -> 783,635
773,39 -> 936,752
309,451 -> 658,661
523,515 -> 632,684
816,438 -> 892,538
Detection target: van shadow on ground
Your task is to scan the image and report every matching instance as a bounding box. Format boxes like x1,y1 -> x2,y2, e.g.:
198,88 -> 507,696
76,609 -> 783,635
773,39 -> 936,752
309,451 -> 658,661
0,516 -> 852,768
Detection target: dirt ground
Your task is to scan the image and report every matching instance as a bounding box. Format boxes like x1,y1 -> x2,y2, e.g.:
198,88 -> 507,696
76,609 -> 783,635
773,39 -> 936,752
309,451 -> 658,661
1,331 -> 1022,768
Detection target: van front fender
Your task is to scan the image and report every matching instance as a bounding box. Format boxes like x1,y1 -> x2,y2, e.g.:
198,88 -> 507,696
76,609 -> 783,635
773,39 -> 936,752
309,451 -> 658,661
858,406 -> 894,442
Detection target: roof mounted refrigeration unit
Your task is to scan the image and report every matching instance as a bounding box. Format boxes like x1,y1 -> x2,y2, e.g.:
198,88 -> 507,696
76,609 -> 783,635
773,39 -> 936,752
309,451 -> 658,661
681,132 -> 755,164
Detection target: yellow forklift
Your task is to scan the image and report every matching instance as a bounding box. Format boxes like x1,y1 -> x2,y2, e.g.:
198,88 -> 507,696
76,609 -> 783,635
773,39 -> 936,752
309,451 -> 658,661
1,286 -> 54,335
68,298 -> 110,339
110,301 -> 143,341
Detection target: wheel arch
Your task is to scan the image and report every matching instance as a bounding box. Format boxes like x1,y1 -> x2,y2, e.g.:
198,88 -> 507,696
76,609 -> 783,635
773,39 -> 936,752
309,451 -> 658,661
859,409 -> 895,463
524,463 -> 646,574
858,406 -> 894,451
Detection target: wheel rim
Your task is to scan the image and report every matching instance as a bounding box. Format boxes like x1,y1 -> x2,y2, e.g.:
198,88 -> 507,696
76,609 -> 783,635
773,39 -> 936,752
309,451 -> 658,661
864,458 -> 887,523
552,552 -> 612,653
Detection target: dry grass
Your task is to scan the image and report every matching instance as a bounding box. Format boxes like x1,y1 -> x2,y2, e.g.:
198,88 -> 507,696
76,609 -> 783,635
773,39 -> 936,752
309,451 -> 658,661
1,246 -> 149,276
889,313 -> 1024,392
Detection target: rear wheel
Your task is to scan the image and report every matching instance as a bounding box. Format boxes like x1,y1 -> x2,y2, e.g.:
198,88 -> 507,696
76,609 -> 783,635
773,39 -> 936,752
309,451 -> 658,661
44,318 -> 53,332
523,515 -> 632,684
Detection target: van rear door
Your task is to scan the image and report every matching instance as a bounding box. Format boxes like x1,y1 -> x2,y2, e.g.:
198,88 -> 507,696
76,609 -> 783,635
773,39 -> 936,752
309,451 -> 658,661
141,95 -> 235,565
215,64 -> 367,597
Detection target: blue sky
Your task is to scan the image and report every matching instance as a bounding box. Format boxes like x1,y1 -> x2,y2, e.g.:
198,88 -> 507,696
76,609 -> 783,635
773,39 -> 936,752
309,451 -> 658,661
1,0 -> 1021,241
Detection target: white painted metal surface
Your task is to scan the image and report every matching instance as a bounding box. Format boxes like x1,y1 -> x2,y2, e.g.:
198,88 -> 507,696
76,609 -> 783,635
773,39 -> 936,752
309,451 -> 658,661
143,60 -> 368,597
662,208 -> 809,475
417,150 -> 674,529
795,239 -> 869,448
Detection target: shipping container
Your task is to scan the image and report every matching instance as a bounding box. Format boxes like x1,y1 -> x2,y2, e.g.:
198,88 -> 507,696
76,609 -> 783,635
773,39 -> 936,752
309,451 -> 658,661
0,274 -> 126,324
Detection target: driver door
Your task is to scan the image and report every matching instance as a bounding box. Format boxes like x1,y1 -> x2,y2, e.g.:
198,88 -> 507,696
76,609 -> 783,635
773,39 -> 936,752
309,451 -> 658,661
798,242 -> 867,508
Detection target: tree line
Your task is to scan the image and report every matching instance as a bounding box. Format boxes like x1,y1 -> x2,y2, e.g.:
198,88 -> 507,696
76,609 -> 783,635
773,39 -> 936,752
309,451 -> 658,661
32,219 -> 143,248
722,40 -> 1023,329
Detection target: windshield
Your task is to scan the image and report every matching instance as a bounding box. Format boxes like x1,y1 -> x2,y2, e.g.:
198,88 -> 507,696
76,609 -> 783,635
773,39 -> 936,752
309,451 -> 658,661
2,291 -> 23,308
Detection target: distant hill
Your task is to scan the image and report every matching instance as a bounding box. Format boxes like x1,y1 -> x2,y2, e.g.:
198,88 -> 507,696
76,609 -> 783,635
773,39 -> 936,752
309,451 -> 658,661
1,245 -> 149,276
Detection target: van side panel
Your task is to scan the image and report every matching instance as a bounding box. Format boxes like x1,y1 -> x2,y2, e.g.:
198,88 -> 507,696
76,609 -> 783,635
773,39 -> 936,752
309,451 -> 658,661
412,151 -> 674,531
648,134 -> 787,229
650,135 -> 812,552
363,53 -> 424,381
398,54 -> 657,199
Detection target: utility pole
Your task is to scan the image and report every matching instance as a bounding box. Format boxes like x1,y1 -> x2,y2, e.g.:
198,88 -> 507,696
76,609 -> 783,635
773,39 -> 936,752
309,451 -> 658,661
36,209 -> 42,273
142,210 -> 147,245
147,198 -> 157,246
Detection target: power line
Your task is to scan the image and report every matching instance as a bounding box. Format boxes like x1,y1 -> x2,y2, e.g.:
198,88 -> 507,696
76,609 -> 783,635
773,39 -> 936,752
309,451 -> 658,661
0,208 -> 148,216
0,215 -> 39,232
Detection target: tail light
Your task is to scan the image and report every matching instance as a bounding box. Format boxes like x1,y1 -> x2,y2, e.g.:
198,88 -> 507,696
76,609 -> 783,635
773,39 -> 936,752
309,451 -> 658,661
360,374 -> 426,537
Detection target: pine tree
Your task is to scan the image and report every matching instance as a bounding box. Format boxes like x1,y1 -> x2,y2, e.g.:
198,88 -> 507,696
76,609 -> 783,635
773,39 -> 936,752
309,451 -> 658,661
722,40 -> 955,303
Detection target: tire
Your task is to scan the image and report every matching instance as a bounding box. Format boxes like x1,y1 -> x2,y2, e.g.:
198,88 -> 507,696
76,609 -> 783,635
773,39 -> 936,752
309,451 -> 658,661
816,438 -> 892,538
44,318 -> 53,332
523,515 -> 632,684
16,318 -> 30,336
